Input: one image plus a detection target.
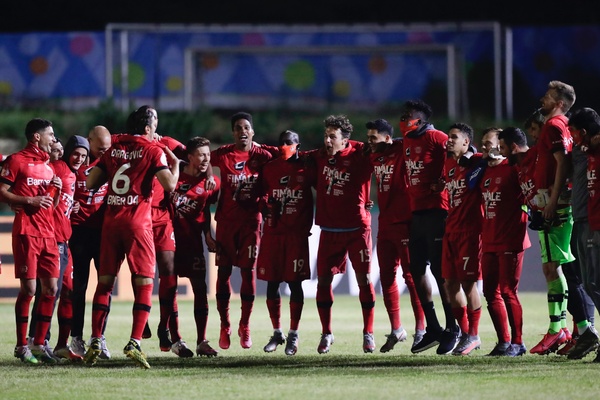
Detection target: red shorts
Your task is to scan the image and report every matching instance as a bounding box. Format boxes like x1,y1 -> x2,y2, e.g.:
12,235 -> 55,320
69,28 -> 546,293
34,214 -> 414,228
257,233 -> 311,282
216,220 -> 260,269
153,220 -> 176,252
100,227 -> 156,278
442,230 -> 482,281
174,231 -> 206,278
13,235 -> 59,280
377,223 -> 410,274
317,227 -> 372,276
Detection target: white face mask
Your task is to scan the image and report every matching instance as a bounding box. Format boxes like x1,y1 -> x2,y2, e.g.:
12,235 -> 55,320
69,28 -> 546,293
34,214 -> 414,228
487,147 -> 505,160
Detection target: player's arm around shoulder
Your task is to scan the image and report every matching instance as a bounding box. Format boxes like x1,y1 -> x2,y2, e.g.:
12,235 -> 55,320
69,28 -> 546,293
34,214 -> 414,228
155,146 -> 180,192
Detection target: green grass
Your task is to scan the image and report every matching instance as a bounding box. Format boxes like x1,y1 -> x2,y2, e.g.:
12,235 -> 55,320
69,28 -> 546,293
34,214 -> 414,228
1,293 -> 598,399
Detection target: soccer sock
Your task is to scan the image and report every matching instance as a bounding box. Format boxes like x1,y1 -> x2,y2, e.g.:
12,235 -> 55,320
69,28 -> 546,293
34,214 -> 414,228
15,292 -> 33,347
547,277 -> 567,334
216,268 -> 232,328
422,301 -> 442,332
266,298 -> 281,330
194,297 -> 209,343
158,274 -> 177,330
561,276 -> 569,330
289,300 -> 303,331
55,291 -> 73,348
487,300 -> 510,343
316,285 -> 334,334
359,283 -> 375,334
467,307 -> 482,337
33,294 -> 55,346
452,306 -> 469,334
131,283 -> 153,341
91,282 -> 113,338
239,268 -> 255,326
404,274 -> 426,331
381,280 -> 401,331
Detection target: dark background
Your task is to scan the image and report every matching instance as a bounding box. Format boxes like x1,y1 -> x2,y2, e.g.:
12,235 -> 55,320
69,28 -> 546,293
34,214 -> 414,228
3,0 -> 599,32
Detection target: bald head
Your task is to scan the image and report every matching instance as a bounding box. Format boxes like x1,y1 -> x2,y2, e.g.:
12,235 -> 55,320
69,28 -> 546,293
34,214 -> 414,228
88,125 -> 111,160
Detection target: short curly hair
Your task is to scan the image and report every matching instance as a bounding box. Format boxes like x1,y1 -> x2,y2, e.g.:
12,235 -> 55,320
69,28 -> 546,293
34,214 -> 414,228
324,115 -> 353,139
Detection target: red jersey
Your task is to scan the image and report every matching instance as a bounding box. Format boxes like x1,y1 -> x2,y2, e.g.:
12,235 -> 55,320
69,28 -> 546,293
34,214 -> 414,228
70,157 -> 108,228
310,141 -> 373,229
51,159 -> 76,242
211,144 -> 273,224
534,115 -> 573,192
260,156 -> 316,236
444,154 -> 484,233
586,147 -> 600,231
97,134 -> 169,230
0,144 -> 55,238
480,160 -> 531,252
370,140 -> 411,226
515,146 -> 538,208
151,136 -> 186,210
403,126 -> 449,211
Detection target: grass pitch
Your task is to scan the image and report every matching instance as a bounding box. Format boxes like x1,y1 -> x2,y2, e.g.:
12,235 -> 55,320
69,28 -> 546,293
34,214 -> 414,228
0,293 -> 598,400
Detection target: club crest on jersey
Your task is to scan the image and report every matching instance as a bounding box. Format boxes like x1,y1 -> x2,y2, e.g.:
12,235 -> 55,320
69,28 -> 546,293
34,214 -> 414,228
495,177 -> 502,184
279,176 -> 290,185
415,146 -> 422,154
484,178 -> 491,187
448,167 -> 456,177
195,187 -> 204,195
234,161 -> 246,170
179,183 -> 192,192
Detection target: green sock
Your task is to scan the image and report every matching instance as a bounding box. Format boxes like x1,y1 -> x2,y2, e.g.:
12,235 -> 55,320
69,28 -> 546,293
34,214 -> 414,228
560,274 -> 568,330
547,277 -> 566,334
576,320 -> 590,335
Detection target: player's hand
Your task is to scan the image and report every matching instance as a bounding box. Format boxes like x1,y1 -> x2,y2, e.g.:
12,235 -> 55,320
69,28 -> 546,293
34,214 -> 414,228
153,132 -> 163,142
163,147 -> 180,167
72,201 -> 81,214
365,200 -> 374,211
30,195 -> 54,209
205,234 -> 217,253
50,175 -> 62,190
205,176 -> 216,191
542,201 -> 557,221
430,179 -> 445,193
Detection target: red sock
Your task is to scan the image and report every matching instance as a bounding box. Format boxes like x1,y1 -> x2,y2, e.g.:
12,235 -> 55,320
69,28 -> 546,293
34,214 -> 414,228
452,306 -> 469,334
91,282 -> 113,338
239,268 -> 255,326
34,294 -> 55,346
316,285 -> 333,334
216,268 -> 232,328
158,275 -> 177,330
266,298 -> 281,330
468,307 -> 481,336
55,291 -> 73,348
131,283 -> 153,341
289,300 -> 303,331
359,283 -> 375,334
15,292 -> 33,346
194,294 -> 209,342
382,281 -> 400,331
404,273 -> 425,331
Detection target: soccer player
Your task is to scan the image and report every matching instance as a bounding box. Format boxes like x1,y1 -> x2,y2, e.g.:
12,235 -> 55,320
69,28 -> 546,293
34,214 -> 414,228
147,132 -> 193,357
365,119 -> 425,353
308,115 -> 375,354
443,123 -> 484,355
400,100 -> 460,355
567,107 -> 600,360
169,136 -> 220,357
69,125 -> 112,359
479,128 -> 530,356
258,130 -> 315,356
49,135 -> 90,361
210,112 -> 274,350
0,118 -> 61,364
83,106 -> 180,369
529,81 -> 581,355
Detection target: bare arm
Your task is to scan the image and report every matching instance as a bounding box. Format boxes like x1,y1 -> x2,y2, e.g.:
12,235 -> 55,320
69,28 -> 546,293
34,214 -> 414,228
0,182 -> 54,209
543,150 -> 568,220
155,147 -> 180,192
202,205 -> 217,252
86,166 -> 107,190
